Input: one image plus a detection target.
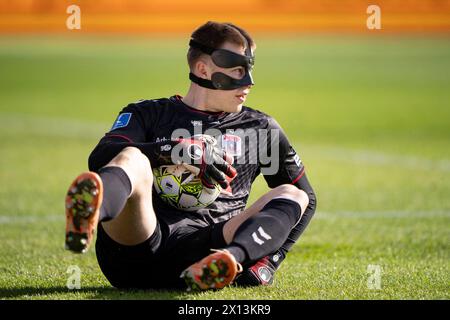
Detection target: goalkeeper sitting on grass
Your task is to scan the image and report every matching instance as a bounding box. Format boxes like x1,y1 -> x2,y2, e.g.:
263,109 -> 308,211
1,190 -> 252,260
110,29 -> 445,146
64,21 -> 317,290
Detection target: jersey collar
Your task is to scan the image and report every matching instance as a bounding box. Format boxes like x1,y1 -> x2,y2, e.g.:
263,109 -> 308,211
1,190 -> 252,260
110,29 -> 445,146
172,95 -> 226,118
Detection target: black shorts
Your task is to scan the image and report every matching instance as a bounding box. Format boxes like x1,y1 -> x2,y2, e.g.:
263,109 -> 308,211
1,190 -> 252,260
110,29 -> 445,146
95,214 -> 228,289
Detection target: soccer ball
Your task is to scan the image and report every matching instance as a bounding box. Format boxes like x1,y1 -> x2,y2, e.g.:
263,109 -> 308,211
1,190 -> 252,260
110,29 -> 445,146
152,164 -> 221,211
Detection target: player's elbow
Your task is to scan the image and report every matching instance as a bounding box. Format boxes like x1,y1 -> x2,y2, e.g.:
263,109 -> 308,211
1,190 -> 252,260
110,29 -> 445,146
88,148 -> 101,172
88,144 -> 110,172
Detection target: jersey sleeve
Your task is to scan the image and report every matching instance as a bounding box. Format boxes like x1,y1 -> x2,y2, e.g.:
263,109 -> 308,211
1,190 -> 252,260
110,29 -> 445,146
88,102 -> 151,172
261,117 -> 305,188
105,102 -> 148,143
261,116 -> 317,254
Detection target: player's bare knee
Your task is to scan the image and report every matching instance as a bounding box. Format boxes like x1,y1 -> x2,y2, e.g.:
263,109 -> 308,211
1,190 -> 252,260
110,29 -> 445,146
126,148 -> 153,187
108,147 -> 139,166
108,147 -> 153,189
274,184 -> 309,214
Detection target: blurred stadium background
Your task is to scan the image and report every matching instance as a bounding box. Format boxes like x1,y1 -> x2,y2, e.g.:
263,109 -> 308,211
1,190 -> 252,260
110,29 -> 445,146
0,0 -> 449,299
1,0 -> 450,33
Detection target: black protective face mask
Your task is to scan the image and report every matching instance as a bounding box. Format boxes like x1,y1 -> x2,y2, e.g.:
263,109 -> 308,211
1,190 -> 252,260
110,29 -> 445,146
188,39 -> 255,90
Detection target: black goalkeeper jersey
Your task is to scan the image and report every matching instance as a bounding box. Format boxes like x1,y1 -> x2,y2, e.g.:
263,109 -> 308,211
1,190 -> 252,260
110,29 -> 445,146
89,95 -> 305,226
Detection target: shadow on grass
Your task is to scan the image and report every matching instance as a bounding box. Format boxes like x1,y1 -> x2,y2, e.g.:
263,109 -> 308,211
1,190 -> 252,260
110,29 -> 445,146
0,286 -> 192,300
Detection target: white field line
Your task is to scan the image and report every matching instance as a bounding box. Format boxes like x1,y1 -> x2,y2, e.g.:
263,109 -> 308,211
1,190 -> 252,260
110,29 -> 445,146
315,210 -> 450,220
1,112 -> 449,172
0,210 -> 449,225
0,113 -> 108,139
296,144 -> 450,172
0,215 -> 61,224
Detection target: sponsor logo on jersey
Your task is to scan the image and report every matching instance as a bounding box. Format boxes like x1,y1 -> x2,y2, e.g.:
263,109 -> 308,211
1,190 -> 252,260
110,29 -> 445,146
155,137 -> 170,143
160,144 -> 172,152
221,134 -> 242,157
191,120 -> 202,127
111,113 -> 132,131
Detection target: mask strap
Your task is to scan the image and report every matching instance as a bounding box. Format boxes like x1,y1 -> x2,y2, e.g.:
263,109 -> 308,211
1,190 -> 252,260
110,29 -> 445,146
189,72 -> 217,90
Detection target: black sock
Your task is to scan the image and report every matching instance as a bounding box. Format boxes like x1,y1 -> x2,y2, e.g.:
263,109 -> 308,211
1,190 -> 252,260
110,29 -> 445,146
226,245 -> 247,264
227,198 -> 301,265
98,166 -> 132,222
268,205 -> 316,269
265,174 -> 317,270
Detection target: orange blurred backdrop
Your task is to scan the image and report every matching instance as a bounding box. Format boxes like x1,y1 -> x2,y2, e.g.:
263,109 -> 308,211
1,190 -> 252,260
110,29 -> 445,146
0,0 -> 449,34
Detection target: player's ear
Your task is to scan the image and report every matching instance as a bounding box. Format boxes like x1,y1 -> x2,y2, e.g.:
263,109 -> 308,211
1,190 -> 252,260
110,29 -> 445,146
195,58 -> 211,79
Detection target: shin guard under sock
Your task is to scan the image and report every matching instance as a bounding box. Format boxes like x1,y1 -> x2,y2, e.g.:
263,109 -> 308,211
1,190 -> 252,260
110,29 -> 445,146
228,198 -> 301,264
98,166 -> 132,222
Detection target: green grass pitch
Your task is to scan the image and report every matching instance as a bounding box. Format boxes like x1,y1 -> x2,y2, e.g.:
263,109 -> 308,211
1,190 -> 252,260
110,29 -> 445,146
0,35 -> 449,299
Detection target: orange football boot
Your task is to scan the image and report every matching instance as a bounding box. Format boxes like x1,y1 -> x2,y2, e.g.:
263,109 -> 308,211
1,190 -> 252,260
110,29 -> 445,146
65,172 -> 103,253
180,249 -> 243,291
